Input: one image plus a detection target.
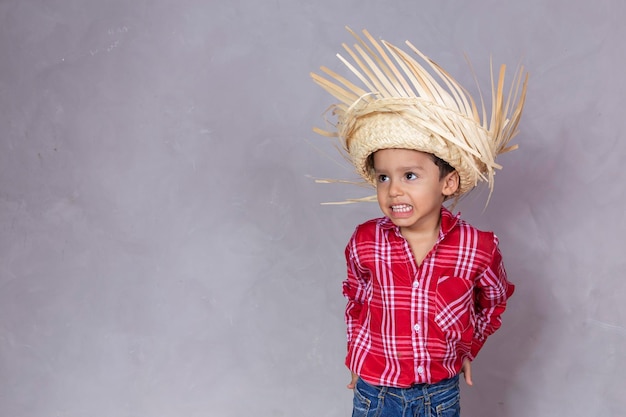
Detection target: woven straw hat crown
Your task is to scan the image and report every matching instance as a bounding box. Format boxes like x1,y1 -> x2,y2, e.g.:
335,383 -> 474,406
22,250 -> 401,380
311,27 -> 528,202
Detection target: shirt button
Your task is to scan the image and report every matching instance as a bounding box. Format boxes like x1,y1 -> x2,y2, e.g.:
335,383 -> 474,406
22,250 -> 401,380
417,366 -> 425,375
413,324 -> 421,332
412,281 -> 419,288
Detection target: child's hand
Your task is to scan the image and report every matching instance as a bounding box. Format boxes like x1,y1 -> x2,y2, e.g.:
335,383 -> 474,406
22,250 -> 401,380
347,371 -> 358,389
461,358 -> 473,386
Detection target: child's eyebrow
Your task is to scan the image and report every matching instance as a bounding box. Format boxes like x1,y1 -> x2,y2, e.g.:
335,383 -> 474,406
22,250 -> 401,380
402,165 -> 426,171
375,165 -> 426,173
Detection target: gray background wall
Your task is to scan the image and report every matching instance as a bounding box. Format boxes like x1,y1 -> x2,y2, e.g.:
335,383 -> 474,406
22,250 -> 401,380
1,0 -> 624,416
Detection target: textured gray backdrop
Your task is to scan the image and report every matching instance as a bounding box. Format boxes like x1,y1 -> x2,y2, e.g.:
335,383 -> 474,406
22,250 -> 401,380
1,0 -> 624,416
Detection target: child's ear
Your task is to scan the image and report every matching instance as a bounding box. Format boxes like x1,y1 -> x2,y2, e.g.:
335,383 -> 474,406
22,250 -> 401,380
442,171 -> 460,196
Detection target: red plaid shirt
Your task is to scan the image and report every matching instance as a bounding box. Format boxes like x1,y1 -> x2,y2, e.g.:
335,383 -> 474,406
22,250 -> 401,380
343,207 -> 514,387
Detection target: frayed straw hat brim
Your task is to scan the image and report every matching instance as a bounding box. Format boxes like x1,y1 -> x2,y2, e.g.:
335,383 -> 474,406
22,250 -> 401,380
311,27 -> 528,203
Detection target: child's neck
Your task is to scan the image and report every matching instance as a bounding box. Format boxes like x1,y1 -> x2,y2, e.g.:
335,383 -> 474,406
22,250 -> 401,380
400,220 -> 441,266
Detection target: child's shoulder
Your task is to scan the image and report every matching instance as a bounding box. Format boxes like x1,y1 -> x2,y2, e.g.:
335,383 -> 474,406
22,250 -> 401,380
455,216 -> 491,233
449,214 -> 500,250
348,216 -> 391,240
354,216 -> 390,231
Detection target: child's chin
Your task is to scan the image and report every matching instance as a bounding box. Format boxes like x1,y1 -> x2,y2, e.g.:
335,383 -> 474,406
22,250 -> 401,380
388,216 -> 415,227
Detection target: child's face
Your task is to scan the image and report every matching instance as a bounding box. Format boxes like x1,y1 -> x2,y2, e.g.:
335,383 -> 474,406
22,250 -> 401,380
372,148 -> 458,232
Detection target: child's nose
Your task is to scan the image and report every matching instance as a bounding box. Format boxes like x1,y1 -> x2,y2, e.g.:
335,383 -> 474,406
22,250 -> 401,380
389,179 -> 403,197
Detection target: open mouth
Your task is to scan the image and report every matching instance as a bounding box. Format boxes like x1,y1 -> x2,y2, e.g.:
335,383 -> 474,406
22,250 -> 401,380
391,204 -> 413,213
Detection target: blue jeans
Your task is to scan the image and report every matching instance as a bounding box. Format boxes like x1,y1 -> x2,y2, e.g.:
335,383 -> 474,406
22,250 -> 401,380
352,375 -> 460,417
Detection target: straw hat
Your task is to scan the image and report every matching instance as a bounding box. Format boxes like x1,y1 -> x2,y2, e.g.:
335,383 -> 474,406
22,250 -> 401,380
311,27 -> 528,202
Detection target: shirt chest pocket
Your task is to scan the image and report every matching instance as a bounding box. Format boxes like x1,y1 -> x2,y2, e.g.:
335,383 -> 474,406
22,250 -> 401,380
433,276 -> 474,334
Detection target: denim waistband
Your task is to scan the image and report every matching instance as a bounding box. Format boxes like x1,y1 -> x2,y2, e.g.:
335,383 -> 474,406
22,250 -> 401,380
360,374 -> 459,401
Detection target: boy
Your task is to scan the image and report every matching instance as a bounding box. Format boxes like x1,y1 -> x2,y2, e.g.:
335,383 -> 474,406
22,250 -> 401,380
311,28 -> 527,416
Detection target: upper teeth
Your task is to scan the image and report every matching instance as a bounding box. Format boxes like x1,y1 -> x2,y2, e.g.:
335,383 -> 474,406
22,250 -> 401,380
392,205 -> 412,212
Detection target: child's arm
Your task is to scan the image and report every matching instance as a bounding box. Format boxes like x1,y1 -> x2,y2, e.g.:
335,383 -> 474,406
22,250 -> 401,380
342,232 -> 369,387
342,247 -> 366,350
342,235 -> 369,350
470,235 -> 515,359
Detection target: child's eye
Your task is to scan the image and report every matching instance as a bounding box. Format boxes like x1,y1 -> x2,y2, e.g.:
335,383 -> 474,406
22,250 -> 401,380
405,172 -> 417,180
377,174 -> 389,183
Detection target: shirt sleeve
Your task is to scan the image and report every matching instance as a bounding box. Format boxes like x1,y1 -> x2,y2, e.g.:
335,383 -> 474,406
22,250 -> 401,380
342,230 -> 368,349
469,234 -> 515,359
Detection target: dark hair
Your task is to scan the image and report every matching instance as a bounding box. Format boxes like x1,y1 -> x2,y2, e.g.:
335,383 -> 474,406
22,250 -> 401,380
366,151 -> 456,180
430,154 -> 455,180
